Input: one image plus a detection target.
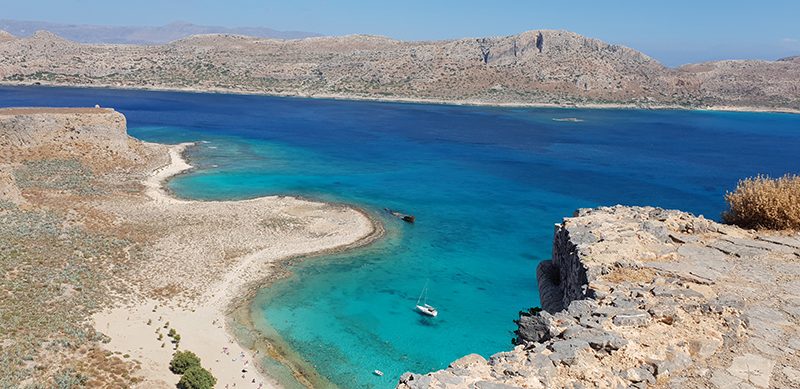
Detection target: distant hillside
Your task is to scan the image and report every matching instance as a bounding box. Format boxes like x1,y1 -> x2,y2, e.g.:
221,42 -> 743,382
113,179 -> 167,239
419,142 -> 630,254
0,19 -> 322,44
0,28 -> 798,112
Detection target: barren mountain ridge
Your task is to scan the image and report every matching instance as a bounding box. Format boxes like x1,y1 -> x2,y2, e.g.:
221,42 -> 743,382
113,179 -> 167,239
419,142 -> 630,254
1,29 -> 798,111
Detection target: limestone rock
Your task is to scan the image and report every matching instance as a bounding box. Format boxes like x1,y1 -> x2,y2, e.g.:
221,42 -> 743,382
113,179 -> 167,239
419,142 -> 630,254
727,354 -> 775,388
688,338 -> 721,360
612,309 -> 650,327
548,338 -> 590,366
448,354 -> 487,370
621,367 -> 655,384
402,206 -> 800,389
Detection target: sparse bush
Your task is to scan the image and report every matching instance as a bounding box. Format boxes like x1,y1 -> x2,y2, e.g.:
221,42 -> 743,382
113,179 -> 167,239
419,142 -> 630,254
722,174 -> 800,230
53,368 -> 88,389
13,158 -> 103,196
170,350 -> 201,374
177,366 -> 216,389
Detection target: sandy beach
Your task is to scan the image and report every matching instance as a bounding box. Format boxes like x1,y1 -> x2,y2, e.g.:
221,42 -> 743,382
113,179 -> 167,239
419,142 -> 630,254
93,143 -> 381,389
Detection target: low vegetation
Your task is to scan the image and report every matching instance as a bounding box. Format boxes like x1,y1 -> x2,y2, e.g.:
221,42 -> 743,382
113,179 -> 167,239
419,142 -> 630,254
722,174 -> 800,230
170,350 -> 201,374
177,366 -> 216,389
0,199 -> 140,387
13,158 -> 103,196
171,350 -> 216,389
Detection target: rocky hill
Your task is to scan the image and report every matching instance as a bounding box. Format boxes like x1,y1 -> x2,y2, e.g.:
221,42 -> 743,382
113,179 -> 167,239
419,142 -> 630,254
0,29 -> 798,111
0,107 -> 128,150
0,19 -> 322,44
398,206 -> 800,389
0,106 -> 164,205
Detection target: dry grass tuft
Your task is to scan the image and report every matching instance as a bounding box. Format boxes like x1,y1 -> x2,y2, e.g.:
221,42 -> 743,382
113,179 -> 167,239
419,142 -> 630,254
722,174 -> 800,230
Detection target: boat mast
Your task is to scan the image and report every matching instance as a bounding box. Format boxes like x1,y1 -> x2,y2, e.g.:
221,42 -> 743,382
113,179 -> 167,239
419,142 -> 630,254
417,279 -> 429,306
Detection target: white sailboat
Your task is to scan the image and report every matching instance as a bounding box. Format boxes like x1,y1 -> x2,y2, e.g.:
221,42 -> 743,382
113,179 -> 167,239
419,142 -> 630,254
415,280 -> 438,317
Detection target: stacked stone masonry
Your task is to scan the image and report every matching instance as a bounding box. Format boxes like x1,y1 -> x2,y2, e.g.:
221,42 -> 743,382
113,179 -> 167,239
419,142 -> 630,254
396,205 -> 800,389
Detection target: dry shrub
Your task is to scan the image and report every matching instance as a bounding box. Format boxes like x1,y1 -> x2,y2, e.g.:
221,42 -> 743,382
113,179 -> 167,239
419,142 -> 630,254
722,174 -> 800,230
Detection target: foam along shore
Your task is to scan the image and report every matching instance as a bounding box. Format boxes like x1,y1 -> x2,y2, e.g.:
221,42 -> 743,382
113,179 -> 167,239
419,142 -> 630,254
93,143 -> 381,389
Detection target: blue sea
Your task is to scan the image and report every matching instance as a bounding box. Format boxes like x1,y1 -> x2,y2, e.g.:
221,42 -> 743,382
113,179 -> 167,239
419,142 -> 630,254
2,86 -> 799,388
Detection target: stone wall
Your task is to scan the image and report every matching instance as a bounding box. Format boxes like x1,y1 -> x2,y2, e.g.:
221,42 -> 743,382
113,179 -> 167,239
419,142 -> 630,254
397,205 -> 800,389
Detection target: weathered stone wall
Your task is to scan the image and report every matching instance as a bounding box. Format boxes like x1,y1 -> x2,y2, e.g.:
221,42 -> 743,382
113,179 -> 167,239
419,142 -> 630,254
397,205 -> 800,389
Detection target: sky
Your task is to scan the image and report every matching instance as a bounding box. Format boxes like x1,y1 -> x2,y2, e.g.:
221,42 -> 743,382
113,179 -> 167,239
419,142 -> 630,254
2,0 -> 798,68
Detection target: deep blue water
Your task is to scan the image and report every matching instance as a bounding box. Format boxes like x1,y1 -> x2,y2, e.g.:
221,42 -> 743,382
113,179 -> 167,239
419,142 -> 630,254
2,86 -> 799,388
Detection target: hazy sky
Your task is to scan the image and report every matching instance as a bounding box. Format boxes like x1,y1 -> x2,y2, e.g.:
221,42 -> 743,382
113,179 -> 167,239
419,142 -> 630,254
3,0 -> 799,67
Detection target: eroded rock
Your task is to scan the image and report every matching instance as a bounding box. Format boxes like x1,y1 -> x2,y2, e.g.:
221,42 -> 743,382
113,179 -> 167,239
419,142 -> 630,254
397,206 -> 799,389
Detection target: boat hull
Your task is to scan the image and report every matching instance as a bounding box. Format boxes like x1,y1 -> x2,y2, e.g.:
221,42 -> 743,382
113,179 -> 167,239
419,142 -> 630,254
416,304 -> 438,317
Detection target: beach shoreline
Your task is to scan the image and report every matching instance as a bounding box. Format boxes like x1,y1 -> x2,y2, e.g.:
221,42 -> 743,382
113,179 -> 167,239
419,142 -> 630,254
3,82 -> 798,115
92,143 -> 383,389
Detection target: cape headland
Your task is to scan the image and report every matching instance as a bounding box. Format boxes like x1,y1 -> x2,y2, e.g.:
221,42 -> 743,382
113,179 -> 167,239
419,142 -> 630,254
397,206 -> 800,389
0,29 -> 798,113
0,107 -> 380,388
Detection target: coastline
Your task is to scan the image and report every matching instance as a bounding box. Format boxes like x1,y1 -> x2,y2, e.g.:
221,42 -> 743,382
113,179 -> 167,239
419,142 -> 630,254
2,81 -> 798,115
92,143 -> 383,389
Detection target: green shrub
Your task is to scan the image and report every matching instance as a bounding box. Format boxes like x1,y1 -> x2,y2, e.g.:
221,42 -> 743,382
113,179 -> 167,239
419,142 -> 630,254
177,366 -> 216,389
53,368 -> 88,389
722,174 -> 800,230
170,350 -> 201,374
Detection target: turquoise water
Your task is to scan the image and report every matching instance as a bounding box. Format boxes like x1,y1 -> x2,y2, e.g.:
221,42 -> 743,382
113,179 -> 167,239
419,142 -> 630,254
3,86 -> 799,388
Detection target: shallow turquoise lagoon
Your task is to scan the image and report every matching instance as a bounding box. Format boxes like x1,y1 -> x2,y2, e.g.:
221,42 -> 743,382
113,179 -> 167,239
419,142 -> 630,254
2,86 -> 799,388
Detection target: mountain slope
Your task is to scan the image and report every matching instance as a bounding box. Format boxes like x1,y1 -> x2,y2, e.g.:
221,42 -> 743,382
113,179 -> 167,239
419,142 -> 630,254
0,28 -> 798,111
0,19 -> 322,44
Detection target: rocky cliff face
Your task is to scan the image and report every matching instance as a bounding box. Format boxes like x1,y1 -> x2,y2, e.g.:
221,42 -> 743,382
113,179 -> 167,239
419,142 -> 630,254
0,107 -> 129,151
0,107 -> 163,203
1,29 -> 798,111
397,206 -> 800,389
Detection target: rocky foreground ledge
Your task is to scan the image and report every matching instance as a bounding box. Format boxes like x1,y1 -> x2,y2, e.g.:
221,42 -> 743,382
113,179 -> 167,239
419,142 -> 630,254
397,206 -> 800,389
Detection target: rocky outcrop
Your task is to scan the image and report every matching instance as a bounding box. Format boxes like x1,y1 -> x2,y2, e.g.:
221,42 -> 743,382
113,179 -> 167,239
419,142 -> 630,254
398,206 -> 800,389
0,165 -> 25,204
1,29 -> 798,111
0,107 -> 129,151
0,107 -> 156,204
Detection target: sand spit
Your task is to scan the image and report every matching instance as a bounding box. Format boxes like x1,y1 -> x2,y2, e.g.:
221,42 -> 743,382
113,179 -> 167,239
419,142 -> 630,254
93,144 -> 381,389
